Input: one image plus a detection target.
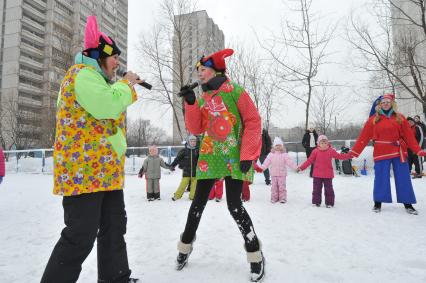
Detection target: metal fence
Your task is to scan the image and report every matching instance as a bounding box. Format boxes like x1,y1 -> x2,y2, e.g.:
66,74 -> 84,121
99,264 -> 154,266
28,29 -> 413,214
4,140 -> 356,174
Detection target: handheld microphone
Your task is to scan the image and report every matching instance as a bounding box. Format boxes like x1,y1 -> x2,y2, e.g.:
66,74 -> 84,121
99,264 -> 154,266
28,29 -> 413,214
117,69 -> 152,90
177,82 -> 199,97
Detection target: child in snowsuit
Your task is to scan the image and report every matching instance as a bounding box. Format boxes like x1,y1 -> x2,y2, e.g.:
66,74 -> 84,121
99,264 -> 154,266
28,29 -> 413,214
256,137 -> 297,203
138,145 -> 172,201
208,178 -> 224,201
298,135 -> 352,207
170,135 -> 199,201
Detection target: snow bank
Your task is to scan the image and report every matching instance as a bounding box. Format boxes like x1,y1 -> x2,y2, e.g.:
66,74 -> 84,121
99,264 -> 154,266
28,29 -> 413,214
0,170 -> 425,282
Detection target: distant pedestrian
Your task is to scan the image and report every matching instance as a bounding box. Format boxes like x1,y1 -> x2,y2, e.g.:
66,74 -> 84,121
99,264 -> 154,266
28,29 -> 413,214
302,127 -> 318,177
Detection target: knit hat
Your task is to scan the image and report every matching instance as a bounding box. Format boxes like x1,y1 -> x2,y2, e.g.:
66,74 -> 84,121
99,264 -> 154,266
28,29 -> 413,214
317,135 -> 328,142
273,137 -> 284,146
382,93 -> 395,101
407,116 -> 415,122
196,48 -> 234,73
83,16 -> 121,60
369,94 -> 396,117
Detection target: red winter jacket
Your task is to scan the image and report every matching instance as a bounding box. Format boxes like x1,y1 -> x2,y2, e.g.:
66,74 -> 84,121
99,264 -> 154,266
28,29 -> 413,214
299,146 -> 351,179
0,148 -> 5,177
351,113 -> 423,162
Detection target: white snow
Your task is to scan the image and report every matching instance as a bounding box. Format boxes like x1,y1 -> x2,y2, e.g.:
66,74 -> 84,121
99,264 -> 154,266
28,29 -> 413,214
1,165 -> 426,282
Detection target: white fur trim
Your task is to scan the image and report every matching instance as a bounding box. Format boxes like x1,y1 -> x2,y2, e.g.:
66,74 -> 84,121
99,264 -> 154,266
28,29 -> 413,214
244,240 -> 263,263
177,241 -> 192,254
246,250 -> 263,263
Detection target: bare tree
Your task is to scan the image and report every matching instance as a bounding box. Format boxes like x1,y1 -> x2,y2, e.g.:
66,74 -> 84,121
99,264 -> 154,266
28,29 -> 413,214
1,96 -> 40,150
258,0 -> 337,129
136,0 -> 200,142
127,118 -> 168,146
311,86 -> 346,135
227,43 -> 277,130
348,0 -> 426,119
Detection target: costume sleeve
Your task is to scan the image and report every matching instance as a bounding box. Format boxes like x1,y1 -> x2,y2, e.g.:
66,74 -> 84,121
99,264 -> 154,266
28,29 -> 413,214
237,91 -> 261,161
299,149 -> 317,170
350,118 -> 374,157
330,148 -> 352,160
184,100 -> 204,135
260,153 -> 272,170
74,67 -> 137,120
0,149 -> 5,177
401,117 -> 422,154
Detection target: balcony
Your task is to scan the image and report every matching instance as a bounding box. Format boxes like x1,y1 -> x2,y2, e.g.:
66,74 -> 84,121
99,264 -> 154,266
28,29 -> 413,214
21,42 -> 44,58
22,2 -> 46,23
21,30 -> 45,45
19,69 -> 44,82
19,82 -> 44,95
24,0 -> 47,12
56,0 -> 73,11
22,16 -> 46,34
19,55 -> 44,70
18,96 -> 43,107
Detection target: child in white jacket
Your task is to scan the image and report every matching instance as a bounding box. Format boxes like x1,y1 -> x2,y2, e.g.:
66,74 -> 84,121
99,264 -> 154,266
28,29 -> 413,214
256,137 -> 297,203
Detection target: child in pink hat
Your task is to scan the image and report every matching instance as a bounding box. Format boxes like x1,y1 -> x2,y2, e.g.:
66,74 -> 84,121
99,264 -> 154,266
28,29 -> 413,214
297,135 -> 352,207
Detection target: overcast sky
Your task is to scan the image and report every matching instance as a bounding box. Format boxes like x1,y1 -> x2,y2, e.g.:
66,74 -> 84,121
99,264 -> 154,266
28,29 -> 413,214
126,0 -> 373,134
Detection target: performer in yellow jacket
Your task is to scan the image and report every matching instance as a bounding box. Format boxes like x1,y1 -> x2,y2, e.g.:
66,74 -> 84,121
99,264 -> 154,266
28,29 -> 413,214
41,16 -> 141,283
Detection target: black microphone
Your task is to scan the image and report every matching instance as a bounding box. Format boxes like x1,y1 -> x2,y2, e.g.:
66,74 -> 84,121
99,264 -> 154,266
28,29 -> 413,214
177,82 -> 199,97
117,69 -> 152,90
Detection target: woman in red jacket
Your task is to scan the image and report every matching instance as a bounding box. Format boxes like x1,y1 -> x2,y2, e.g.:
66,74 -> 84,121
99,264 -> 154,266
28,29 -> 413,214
350,94 -> 426,214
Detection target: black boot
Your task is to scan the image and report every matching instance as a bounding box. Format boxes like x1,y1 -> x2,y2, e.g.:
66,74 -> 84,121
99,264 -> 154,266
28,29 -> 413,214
154,192 -> 161,200
147,193 -> 154,201
372,202 -> 381,213
247,250 -> 265,282
176,235 -> 195,270
404,204 -> 418,215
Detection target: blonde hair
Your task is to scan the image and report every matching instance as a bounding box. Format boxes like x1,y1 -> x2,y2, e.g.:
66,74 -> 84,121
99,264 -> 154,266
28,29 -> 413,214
373,100 -> 402,124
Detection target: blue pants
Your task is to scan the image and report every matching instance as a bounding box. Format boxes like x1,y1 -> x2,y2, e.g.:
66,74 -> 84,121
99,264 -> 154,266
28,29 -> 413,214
373,157 -> 416,204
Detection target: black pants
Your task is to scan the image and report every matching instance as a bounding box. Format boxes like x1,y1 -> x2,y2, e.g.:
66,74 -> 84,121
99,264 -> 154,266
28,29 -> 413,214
408,150 -> 423,175
181,177 -> 260,252
305,147 -> 315,177
259,155 -> 270,183
41,190 -> 131,283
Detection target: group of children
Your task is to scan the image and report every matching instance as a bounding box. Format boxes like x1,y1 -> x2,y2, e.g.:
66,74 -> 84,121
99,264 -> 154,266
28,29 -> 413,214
138,134 -> 353,208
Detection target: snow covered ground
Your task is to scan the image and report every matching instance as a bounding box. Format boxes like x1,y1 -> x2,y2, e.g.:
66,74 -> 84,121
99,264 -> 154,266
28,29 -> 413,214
1,167 -> 426,282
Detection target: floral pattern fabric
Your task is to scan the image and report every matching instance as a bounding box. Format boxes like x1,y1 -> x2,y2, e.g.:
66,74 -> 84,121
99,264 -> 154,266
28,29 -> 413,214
53,64 -> 127,196
196,81 -> 254,182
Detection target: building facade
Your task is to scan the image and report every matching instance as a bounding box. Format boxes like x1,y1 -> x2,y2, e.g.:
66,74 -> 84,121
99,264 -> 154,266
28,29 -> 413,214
172,10 -> 224,144
391,0 -> 426,119
0,0 -> 128,149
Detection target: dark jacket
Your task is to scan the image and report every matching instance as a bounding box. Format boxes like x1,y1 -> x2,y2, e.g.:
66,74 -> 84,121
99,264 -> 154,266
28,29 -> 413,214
302,130 -> 318,149
417,121 -> 426,148
260,129 -> 272,157
170,145 -> 199,177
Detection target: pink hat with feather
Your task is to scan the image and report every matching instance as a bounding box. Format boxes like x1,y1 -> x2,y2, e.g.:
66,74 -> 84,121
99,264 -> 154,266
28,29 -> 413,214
83,16 -> 121,59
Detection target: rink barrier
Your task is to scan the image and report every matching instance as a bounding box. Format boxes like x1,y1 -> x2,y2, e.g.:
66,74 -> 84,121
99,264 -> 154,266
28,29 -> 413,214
3,141 -> 356,174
